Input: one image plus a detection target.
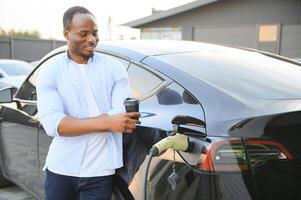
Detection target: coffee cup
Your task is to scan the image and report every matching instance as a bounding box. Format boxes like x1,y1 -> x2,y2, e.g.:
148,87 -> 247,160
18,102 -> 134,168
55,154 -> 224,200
124,97 -> 139,119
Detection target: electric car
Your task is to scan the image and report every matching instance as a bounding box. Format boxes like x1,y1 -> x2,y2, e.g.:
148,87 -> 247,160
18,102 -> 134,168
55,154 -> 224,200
0,40 -> 300,200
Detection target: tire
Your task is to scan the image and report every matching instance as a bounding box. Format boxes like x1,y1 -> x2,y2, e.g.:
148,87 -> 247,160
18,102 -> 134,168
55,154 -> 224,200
112,186 -> 126,200
0,169 -> 13,188
112,175 -> 134,200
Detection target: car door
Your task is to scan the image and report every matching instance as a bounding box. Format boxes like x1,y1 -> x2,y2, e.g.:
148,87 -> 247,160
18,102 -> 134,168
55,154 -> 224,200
123,63 -> 210,200
26,56 -> 55,198
126,64 -> 255,200
0,66 -> 40,195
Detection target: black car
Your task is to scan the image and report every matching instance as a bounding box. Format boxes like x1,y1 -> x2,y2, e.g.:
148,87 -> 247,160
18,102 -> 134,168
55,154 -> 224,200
0,40 -> 300,200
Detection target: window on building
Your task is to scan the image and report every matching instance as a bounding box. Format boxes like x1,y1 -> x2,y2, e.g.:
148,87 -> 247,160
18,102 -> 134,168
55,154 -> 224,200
258,25 -> 278,42
141,27 -> 182,40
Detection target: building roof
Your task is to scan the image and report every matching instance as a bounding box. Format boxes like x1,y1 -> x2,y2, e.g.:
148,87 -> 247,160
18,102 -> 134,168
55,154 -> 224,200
122,0 -> 219,27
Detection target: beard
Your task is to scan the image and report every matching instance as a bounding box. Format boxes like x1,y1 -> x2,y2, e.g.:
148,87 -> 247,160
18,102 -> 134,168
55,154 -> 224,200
67,48 -> 95,64
82,51 -> 94,59
70,48 -> 94,59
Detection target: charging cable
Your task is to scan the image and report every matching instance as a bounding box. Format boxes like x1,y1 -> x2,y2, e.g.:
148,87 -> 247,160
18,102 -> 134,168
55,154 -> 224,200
143,134 -> 194,200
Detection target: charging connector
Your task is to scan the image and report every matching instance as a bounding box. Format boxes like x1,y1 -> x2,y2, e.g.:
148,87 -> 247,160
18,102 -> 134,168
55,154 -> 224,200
144,134 -> 194,200
149,133 -> 194,156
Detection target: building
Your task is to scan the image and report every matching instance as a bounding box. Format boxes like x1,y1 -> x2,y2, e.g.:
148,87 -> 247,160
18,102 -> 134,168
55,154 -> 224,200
123,0 -> 301,58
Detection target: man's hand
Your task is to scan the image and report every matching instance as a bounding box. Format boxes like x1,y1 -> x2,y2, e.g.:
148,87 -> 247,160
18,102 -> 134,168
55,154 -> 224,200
58,112 -> 140,136
103,112 -> 141,134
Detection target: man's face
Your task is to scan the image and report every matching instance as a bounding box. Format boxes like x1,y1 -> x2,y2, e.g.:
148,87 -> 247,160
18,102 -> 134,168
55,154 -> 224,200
64,13 -> 99,60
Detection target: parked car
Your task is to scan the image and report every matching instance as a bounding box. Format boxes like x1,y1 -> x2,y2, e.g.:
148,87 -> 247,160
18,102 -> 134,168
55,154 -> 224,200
29,60 -> 39,68
0,40 -> 300,200
0,59 -> 33,91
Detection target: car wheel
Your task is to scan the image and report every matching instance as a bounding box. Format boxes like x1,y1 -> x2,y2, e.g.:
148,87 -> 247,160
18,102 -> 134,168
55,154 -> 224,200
112,186 -> 126,200
0,168 -> 13,188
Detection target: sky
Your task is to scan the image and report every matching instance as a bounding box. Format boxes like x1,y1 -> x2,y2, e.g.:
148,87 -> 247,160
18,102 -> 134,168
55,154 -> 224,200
0,0 -> 195,40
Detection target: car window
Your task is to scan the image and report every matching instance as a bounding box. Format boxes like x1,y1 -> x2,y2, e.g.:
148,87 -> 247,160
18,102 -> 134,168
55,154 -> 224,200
104,54 -> 129,70
157,50 -> 301,100
15,60 -> 47,102
15,52 -> 129,115
127,63 -> 164,99
139,82 -> 205,132
17,52 -> 129,100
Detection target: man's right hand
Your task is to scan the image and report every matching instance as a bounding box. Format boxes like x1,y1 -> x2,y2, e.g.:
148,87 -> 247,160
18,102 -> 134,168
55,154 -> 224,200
103,112 -> 140,134
58,112 -> 140,137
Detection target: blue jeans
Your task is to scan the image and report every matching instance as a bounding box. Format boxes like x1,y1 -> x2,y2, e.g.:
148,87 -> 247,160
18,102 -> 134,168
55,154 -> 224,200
45,169 -> 113,200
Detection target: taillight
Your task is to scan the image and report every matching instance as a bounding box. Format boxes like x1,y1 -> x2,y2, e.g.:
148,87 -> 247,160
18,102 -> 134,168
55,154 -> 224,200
200,139 -> 250,172
244,139 -> 293,169
199,138 -> 293,173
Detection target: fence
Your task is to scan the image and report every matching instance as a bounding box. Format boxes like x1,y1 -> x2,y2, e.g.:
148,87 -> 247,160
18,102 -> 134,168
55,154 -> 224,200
0,36 -> 66,62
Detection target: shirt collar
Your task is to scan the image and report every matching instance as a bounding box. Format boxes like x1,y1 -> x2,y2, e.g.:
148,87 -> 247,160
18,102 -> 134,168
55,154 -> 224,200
64,50 -> 96,65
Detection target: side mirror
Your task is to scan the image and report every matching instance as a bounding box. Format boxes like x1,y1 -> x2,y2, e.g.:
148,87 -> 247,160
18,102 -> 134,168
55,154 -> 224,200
0,87 -> 13,103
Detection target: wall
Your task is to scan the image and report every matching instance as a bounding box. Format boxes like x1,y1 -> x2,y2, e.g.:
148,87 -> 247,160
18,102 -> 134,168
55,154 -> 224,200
137,0 -> 301,57
0,36 -> 66,61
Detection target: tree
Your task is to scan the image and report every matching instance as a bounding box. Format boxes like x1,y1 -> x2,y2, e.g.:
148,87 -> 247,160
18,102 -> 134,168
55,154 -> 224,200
0,29 -> 41,39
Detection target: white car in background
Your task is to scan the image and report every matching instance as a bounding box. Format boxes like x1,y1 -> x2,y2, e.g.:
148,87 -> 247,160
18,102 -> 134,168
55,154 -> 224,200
294,58 -> 301,63
29,60 -> 39,67
0,59 -> 33,92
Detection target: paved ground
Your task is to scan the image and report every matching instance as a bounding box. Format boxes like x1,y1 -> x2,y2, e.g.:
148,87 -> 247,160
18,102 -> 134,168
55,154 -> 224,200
0,186 -> 35,200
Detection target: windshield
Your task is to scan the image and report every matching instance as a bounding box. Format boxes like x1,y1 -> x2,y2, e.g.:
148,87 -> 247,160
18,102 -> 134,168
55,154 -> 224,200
156,48 -> 301,100
0,62 -> 32,76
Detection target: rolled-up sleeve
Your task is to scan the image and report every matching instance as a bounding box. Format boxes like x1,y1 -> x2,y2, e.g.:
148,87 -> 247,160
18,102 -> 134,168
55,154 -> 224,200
107,61 -> 131,116
36,64 -> 66,137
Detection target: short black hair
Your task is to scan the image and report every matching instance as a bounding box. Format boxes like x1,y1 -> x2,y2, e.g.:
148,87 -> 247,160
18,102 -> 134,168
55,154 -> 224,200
63,6 -> 94,29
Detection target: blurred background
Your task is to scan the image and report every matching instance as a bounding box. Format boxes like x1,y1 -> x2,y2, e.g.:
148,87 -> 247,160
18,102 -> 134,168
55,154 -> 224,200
0,0 -> 300,199
1,0 -> 301,62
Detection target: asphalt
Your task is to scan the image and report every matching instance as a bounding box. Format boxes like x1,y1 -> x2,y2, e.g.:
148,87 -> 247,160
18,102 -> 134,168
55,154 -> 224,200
0,186 -> 35,200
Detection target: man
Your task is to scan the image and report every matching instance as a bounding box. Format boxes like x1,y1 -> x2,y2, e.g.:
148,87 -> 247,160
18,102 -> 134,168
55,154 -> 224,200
36,6 -> 140,200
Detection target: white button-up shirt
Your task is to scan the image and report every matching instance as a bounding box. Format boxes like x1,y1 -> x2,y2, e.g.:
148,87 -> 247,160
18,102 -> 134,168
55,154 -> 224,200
36,51 -> 130,177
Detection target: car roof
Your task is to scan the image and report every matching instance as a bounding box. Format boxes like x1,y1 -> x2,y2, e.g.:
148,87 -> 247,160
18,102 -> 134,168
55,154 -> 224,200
99,40 -> 221,55
45,40 -> 238,62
